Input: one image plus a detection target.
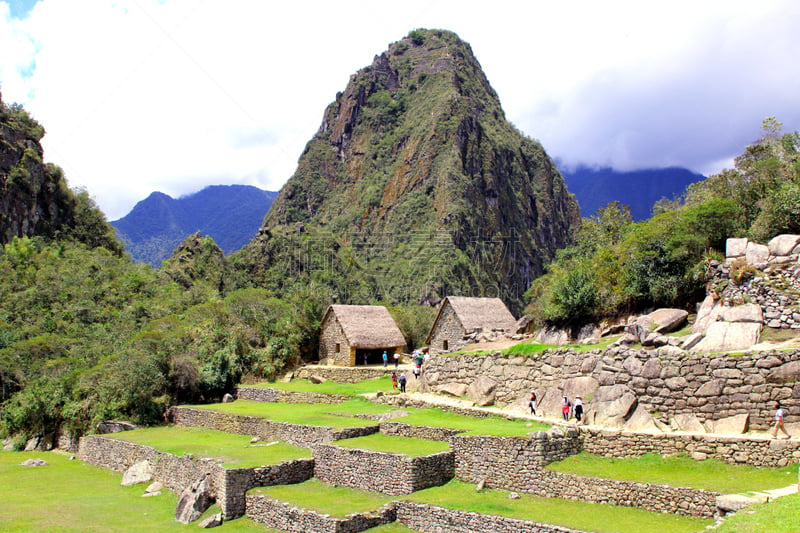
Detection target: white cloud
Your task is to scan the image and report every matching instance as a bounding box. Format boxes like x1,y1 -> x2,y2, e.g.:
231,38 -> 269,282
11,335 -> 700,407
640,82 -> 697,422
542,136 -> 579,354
1,0 -> 799,218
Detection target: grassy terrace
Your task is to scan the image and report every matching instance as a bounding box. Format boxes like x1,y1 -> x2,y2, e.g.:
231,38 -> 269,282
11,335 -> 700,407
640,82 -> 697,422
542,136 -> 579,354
547,452 -> 799,494
257,478 -> 712,533
107,427 -> 311,468
250,376 -> 395,395
334,433 -> 451,457
714,491 -> 800,533
0,451 -> 273,532
407,480 -> 712,533
189,397 -> 549,437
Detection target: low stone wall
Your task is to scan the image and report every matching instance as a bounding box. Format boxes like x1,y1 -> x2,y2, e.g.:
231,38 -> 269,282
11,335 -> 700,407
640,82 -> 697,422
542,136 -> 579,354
376,394 -> 499,419
78,435 -> 314,520
450,433 -> 717,518
581,427 -> 800,467
420,349 -> 800,430
297,366 -> 392,384
246,495 -> 396,533
312,444 -> 454,495
236,387 -> 350,404
396,501 -> 583,533
168,407 -> 379,447
379,422 -> 466,441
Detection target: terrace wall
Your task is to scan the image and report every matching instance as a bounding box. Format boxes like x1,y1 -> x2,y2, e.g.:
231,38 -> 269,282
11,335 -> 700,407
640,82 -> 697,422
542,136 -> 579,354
451,433 -> 718,518
420,349 -> 800,430
167,407 -> 378,447
396,501 -> 583,533
77,435 -> 314,519
379,422 -> 466,441
297,366 -> 391,384
246,495 -> 396,533
581,427 -> 800,467
312,444 -> 454,495
236,387 -> 350,404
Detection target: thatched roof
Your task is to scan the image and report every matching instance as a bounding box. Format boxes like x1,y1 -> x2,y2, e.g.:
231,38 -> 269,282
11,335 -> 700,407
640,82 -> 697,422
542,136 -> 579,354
427,297 -> 517,342
322,305 -> 406,349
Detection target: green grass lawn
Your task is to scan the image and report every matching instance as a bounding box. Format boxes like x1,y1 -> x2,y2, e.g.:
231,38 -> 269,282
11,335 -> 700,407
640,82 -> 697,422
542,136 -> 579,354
251,376 -> 396,395
504,335 -> 622,356
407,479 -> 712,533
0,451 -> 274,532
254,478 -> 395,517
363,523 -> 416,532
187,399 -> 389,428
714,491 -> 800,532
334,433 -> 450,457
108,426 -> 311,468
546,452 -> 799,493
189,398 -> 549,437
396,407 -> 550,436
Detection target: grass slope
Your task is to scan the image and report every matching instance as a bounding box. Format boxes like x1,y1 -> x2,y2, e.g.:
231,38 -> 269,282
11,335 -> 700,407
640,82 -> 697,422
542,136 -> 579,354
0,451 -> 272,532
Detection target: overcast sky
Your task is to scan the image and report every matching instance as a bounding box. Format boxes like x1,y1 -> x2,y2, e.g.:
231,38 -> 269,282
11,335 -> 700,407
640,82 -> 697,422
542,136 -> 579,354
1,0 -> 799,220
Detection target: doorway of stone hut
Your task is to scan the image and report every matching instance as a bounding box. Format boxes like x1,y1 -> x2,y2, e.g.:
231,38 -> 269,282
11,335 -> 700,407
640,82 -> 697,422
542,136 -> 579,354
355,348 -> 396,366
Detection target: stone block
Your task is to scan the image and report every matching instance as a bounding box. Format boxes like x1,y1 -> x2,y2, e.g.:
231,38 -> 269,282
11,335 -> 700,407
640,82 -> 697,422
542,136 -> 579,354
710,413 -> 749,435
726,238 -> 748,258
746,242 -> 770,265
768,234 -> 800,256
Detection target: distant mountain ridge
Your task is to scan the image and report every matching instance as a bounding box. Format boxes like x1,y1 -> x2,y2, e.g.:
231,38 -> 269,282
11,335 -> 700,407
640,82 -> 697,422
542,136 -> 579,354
562,166 -> 705,220
112,184 -> 277,266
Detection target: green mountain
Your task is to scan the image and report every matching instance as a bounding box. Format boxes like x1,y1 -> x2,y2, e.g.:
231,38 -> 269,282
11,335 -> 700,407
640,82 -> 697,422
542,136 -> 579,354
111,185 -> 277,267
235,29 -> 580,313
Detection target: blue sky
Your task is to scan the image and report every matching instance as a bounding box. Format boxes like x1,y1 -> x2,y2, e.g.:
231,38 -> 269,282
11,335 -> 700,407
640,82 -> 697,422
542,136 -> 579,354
1,0 -> 799,219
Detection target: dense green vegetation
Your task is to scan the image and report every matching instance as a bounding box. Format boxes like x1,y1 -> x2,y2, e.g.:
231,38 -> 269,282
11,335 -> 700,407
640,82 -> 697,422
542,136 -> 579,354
529,118 -> 800,327
546,452 -> 798,493
0,451 -> 272,532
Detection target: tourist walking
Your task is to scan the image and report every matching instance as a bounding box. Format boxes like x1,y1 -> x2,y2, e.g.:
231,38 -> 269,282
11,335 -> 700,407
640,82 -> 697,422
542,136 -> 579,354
771,403 -> 791,439
391,372 -> 398,391
413,364 -> 420,380
529,390 -> 536,416
574,396 -> 584,424
382,351 -> 388,368
399,373 -> 407,393
562,395 -> 571,421
393,351 -> 400,368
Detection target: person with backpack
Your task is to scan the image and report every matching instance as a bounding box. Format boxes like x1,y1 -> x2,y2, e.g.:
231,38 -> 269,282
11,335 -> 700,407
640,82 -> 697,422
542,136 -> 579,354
398,373 -> 407,393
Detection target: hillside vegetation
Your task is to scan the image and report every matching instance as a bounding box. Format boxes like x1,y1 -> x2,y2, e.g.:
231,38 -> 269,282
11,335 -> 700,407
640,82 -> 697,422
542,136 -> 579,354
529,117 -> 800,328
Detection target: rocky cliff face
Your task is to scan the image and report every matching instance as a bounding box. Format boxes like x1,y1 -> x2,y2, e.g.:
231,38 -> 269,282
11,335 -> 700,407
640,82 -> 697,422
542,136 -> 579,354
0,94 -> 120,252
0,95 -> 73,244
239,30 -> 580,312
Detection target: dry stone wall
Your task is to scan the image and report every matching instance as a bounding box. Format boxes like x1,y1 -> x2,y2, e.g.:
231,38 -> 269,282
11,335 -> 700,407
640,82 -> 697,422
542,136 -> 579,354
379,422 -> 466,441
78,435 -> 314,519
168,407 -> 378,447
450,433 -> 717,518
296,365 -> 391,384
236,387 -> 350,404
312,444 -> 454,495
420,349 -> 800,430
247,495 -> 396,533
396,501 -> 584,533
581,427 -> 800,467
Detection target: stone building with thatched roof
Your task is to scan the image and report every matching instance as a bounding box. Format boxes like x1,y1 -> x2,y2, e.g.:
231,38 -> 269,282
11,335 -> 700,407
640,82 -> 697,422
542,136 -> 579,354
426,296 -> 516,354
318,305 -> 406,366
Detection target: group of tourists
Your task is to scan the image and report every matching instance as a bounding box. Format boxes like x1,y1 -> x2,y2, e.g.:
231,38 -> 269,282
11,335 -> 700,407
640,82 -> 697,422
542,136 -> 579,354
528,391 -> 583,424
388,348 -> 430,393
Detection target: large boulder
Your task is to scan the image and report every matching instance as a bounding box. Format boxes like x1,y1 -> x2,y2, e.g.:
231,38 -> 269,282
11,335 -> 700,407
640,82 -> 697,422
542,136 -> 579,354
561,376 -> 599,401
766,361 -> 800,384
719,304 -> 763,323
693,295 -> 721,335
198,513 -> 223,529
437,382 -> 468,398
692,322 -> 761,353
175,476 -> 214,524
645,308 -> 689,334
768,234 -> 800,257
467,376 -> 497,407
710,413 -> 750,435
726,238 -> 748,259
590,385 -> 637,427
623,405 -> 661,432
121,460 -> 153,487
745,242 -> 770,265
534,326 -> 570,345
672,413 -> 707,433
